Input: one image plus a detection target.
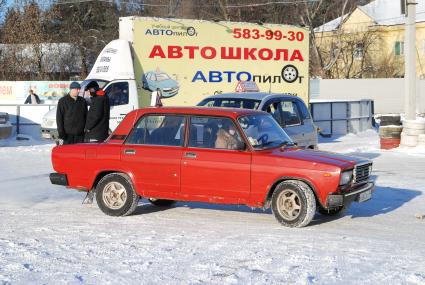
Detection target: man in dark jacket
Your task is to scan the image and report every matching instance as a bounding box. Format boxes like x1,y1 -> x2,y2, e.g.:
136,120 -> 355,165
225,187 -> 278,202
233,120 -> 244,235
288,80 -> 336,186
84,81 -> 110,142
56,82 -> 87,145
24,89 -> 41,104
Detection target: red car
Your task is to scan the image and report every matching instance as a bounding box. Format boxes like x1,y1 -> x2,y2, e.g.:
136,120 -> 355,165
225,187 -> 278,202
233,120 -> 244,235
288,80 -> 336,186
50,107 -> 374,227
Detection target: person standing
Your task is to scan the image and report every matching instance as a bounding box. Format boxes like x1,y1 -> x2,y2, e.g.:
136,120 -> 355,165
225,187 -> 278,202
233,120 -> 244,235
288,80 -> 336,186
84,81 -> 110,142
56,82 -> 87,145
24,89 -> 41,104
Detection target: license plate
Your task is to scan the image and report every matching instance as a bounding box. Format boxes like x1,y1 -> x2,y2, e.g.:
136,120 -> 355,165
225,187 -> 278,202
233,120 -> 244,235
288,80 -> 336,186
358,190 -> 372,202
42,133 -> 51,139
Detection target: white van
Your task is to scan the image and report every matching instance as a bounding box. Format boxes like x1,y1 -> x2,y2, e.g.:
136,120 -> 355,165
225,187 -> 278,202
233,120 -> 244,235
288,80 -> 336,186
41,40 -> 139,139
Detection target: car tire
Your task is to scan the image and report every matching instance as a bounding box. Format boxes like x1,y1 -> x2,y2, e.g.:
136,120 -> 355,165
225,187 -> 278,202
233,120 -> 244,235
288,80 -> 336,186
148,198 -> 176,207
271,180 -> 316,228
403,120 -> 425,130
318,205 -> 345,216
96,173 -> 139,216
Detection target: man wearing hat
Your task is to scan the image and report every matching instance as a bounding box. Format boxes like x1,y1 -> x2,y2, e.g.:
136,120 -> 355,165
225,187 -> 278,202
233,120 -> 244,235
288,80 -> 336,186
84,81 -> 110,142
56,82 -> 87,145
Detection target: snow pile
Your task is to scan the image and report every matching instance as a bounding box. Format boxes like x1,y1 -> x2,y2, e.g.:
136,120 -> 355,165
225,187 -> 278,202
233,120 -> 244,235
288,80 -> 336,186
1,131 -> 425,284
319,129 -> 380,154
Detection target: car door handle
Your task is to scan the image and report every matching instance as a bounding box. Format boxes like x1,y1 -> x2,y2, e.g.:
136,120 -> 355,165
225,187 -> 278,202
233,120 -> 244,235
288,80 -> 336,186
184,152 -> 197,158
124,149 -> 136,155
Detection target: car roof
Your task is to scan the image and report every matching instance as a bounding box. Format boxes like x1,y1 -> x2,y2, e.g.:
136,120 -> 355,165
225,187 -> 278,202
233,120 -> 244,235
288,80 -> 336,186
202,92 -> 298,101
137,106 -> 266,119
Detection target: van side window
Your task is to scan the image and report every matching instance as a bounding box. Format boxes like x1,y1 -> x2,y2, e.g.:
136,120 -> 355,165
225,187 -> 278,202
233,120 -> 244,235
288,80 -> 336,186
126,115 -> 185,146
295,99 -> 311,120
279,101 -> 302,126
105,82 -> 129,106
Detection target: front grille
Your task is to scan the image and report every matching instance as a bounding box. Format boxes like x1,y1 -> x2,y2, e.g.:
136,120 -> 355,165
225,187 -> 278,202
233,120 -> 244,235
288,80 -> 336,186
353,163 -> 372,184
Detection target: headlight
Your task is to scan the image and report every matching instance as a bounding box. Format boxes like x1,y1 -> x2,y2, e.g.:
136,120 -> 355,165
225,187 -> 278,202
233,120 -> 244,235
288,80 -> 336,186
339,170 -> 353,186
369,164 -> 373,175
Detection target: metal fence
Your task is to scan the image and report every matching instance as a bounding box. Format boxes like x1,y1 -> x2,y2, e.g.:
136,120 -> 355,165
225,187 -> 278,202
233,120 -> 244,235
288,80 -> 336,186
0,104 -> 56,136
310,99 -> 375,136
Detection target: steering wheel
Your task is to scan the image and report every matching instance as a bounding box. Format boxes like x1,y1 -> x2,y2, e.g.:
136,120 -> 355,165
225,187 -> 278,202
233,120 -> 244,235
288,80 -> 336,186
257,134 -> 269,145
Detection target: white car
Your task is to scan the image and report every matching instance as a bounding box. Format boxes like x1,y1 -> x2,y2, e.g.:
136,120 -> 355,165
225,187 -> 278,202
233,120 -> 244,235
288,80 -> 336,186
198,92 -> 318,149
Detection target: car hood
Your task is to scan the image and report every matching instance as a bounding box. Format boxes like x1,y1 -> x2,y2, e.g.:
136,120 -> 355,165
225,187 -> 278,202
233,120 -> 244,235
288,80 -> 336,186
268,148 -> 369,169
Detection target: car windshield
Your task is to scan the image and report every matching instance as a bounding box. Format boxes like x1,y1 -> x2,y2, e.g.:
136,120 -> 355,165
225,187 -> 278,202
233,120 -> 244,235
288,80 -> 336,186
238,114 -> 294,150
198,98 -> 261,109
155,73 -> 171,81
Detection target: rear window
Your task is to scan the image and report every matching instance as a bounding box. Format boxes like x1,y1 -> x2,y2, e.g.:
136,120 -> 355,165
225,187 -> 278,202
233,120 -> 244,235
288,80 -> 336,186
198,98 -> 261,109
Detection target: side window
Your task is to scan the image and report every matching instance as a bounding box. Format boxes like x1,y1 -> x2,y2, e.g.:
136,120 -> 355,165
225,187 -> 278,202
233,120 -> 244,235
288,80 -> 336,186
263,101 -> 283,126
126,114 -> 185,146
219,100 -> 242,108
105,82 -> 129,106
189,116 -> 244,150
279,101 -> 302,126
295,99 -> 311,120
202,100 -> 217,107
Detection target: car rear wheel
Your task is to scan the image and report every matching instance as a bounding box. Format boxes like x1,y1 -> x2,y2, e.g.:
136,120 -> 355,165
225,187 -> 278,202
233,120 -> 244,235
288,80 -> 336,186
271,180 -> 316,228
148,198 -> 176,207
96,173 -> 139,216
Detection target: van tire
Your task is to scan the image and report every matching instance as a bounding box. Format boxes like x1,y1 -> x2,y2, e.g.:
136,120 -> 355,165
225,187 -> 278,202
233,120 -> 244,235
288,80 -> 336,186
271,180 -> 316,228
96,173 -> 139,216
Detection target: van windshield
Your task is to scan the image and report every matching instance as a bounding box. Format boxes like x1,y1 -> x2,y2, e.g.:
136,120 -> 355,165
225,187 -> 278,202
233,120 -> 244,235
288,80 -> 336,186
238,114 -> 294,150
198,98 -> 261,109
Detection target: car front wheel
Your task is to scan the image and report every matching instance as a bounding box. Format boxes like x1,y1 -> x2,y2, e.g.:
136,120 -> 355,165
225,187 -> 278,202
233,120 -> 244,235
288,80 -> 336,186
96,173 -> 139,216
271,180 -> 316,228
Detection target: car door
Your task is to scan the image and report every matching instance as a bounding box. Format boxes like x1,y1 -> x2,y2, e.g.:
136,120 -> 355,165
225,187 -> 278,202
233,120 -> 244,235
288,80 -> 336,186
294,98 -> 318,148
278,100 -> 305,146
180,116 -> 251,200
263,99 -> 305,147
103,81 -> 131,130
121,114 -> 185,197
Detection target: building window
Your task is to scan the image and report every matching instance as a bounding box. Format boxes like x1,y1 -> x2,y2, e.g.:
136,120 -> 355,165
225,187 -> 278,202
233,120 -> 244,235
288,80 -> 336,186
353,43 -> 364,60
395,41 -> 404,56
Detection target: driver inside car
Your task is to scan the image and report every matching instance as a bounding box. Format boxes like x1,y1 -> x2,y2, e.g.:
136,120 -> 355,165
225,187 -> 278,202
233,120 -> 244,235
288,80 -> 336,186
215,121 -> 241,150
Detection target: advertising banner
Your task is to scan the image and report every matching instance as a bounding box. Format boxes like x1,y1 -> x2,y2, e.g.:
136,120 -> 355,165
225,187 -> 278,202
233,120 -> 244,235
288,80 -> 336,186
0,81 -> 71,102
0,82 -> 16,100
132,18 -> 309,107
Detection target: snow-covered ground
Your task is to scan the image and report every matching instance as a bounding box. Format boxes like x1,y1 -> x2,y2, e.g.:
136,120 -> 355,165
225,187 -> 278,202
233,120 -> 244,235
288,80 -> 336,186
1,130 -> 425,285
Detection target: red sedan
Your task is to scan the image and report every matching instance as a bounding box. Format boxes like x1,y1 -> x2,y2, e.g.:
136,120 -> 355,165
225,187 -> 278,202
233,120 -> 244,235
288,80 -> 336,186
50,107 -> 374,227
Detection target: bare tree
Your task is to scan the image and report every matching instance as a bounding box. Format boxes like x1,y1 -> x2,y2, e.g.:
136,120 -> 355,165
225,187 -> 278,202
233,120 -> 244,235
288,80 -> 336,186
323,30 -> 381,78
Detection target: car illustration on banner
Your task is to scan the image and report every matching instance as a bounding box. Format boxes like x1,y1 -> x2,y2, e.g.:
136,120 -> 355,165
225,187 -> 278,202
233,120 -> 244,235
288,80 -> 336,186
142,70 -> 180,98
